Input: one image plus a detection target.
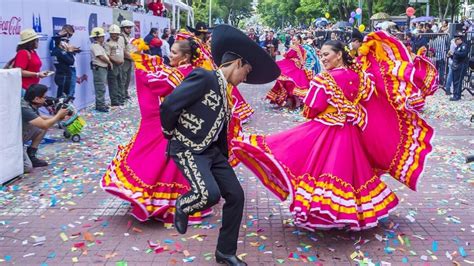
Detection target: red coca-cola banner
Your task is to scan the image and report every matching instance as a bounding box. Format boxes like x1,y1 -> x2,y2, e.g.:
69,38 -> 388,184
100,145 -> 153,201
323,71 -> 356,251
0,16 -> 22,35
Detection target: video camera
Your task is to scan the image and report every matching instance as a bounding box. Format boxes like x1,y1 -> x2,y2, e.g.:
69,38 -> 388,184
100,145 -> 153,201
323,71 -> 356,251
44,96 -> 75,116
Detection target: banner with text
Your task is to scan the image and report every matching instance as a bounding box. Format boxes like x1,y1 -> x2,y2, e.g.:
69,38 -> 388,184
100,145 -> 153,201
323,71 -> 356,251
0,1 -> 170,110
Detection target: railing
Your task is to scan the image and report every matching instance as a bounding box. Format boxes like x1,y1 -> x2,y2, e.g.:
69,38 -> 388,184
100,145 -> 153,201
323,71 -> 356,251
312,30 -> 353,48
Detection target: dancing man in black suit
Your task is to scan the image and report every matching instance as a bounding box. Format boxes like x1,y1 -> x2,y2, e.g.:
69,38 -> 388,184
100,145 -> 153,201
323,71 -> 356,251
160,24 -> 280,266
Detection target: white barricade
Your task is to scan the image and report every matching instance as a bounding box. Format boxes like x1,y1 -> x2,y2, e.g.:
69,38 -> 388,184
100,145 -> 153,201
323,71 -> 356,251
0,69 -> 23,183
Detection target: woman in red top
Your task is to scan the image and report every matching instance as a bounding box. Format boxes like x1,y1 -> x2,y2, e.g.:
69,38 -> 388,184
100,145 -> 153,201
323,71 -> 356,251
13,29 -> 49,92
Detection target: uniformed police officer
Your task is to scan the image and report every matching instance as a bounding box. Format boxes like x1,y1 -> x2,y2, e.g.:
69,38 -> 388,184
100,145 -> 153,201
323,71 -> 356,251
449,32 -> 470,101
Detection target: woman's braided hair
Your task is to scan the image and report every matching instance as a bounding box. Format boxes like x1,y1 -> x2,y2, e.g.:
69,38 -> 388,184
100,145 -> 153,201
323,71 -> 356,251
174,37 -> 201,64
186,37 -> 201,62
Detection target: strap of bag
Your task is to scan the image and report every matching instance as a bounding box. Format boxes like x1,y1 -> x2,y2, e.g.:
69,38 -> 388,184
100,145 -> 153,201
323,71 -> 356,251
3,50 -> 32,69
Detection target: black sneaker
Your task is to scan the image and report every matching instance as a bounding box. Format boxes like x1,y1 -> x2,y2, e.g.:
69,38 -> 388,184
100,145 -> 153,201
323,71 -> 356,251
30,157 -> 48,168
26,147 -> 48,167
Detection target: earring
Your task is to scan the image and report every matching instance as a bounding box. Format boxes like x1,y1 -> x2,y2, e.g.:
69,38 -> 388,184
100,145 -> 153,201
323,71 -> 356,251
177,59 -> 187,66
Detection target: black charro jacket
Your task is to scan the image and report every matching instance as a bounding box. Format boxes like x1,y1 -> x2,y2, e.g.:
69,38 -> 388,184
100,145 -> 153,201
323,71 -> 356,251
160,68 -> 231,156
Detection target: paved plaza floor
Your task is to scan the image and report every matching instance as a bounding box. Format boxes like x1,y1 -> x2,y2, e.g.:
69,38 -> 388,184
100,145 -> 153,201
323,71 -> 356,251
1,82 -> 473,265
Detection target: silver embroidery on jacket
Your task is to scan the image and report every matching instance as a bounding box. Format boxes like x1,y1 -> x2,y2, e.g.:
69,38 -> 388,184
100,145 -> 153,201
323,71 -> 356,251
178,110 -> 204,134
171,71 -> 229,152
177,150 -> 208,213
202,90 -> 221,111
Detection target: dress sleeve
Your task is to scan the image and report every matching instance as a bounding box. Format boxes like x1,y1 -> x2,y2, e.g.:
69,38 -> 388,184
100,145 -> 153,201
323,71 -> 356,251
137,67 -> 180,97
302,75 -> 329,119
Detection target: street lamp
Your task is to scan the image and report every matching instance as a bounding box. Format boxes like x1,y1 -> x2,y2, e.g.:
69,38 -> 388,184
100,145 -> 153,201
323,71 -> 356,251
209,0 -> 212,26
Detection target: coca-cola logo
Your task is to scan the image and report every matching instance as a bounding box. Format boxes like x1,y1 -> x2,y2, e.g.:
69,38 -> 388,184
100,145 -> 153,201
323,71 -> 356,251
0,16 -> 22,35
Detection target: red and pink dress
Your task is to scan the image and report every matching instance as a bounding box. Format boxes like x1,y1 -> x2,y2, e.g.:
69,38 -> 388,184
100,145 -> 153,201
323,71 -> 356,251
232,31 -> 437,230
266,44 -> 312,107
101,60 -> 213,224
100,46 -> 246,223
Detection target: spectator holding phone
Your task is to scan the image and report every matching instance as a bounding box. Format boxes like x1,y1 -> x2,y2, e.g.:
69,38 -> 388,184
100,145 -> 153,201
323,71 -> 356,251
13,29 -> 50,95
53,24 -> 81,98
51,36 -> 75,98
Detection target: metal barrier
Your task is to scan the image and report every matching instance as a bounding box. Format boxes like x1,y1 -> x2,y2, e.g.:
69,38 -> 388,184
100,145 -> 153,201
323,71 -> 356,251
425,33 -> 450,90
312,30 -> 472,96
463,31 -> 473,96
393,32 -> 472,95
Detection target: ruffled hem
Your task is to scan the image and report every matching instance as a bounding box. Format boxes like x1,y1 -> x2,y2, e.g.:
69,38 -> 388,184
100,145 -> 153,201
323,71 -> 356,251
291,173 -> 399,231
266,79 -> 309,106
102,184 -> 213,223
101,137 -> 212,223
232,135 -> 399,231
233,102 -> 254,123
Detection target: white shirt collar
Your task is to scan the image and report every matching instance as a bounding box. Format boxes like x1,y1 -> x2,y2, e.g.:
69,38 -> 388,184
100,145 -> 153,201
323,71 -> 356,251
217,69 -> 228,88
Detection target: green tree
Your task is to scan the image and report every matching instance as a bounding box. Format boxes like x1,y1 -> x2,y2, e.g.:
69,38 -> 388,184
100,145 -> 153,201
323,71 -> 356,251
255,0 -> 464,29
188,0 -> 253,26
190,0 -> 209,24
258,0 -> 303,28
217,0 -> 253,25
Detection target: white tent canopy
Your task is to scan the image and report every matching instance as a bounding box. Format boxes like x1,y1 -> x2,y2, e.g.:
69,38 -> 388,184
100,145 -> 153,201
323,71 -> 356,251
163,0 -> 194,30
80,0 -> 194,30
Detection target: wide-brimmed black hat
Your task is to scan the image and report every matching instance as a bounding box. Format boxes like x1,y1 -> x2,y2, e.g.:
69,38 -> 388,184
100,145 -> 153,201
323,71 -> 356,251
211,24 -> 280,84
351,28 -> 364,42
186,21 -> 213,34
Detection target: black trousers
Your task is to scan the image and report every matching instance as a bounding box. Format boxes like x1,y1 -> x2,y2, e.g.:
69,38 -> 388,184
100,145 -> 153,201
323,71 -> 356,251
452,64 -> 467,99
171,143 -> 244,255
54,74 -> 71,98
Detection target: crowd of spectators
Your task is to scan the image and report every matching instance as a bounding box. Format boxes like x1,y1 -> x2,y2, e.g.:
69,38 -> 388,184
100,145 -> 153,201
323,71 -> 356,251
249,18 -> 472,102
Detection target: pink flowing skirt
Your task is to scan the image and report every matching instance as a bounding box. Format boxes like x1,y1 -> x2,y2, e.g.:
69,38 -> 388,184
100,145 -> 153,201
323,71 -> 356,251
266,59 -> 311,106
232,121 -> 399,231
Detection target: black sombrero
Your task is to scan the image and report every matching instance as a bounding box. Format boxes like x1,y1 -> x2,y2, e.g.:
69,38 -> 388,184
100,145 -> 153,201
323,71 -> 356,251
211,24 -> 280,84
186,21 -> 213,34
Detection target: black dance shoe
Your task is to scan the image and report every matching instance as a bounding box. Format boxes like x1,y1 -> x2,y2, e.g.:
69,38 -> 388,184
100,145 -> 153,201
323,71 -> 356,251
215,250 -> 247,266
173,197 -> 188,234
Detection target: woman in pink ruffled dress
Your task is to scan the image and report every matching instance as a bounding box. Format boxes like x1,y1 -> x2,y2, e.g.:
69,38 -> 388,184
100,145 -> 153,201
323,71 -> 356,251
266,35 -> 312,108
232,32 -> 437,231
101,38 -> 214,224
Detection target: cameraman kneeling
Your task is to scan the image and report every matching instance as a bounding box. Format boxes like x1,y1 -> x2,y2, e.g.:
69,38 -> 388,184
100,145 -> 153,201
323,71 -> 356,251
22,84 -> 68,172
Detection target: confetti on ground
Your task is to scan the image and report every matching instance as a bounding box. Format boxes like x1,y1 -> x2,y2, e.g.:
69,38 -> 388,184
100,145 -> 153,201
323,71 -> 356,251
0,84 -> 472,265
